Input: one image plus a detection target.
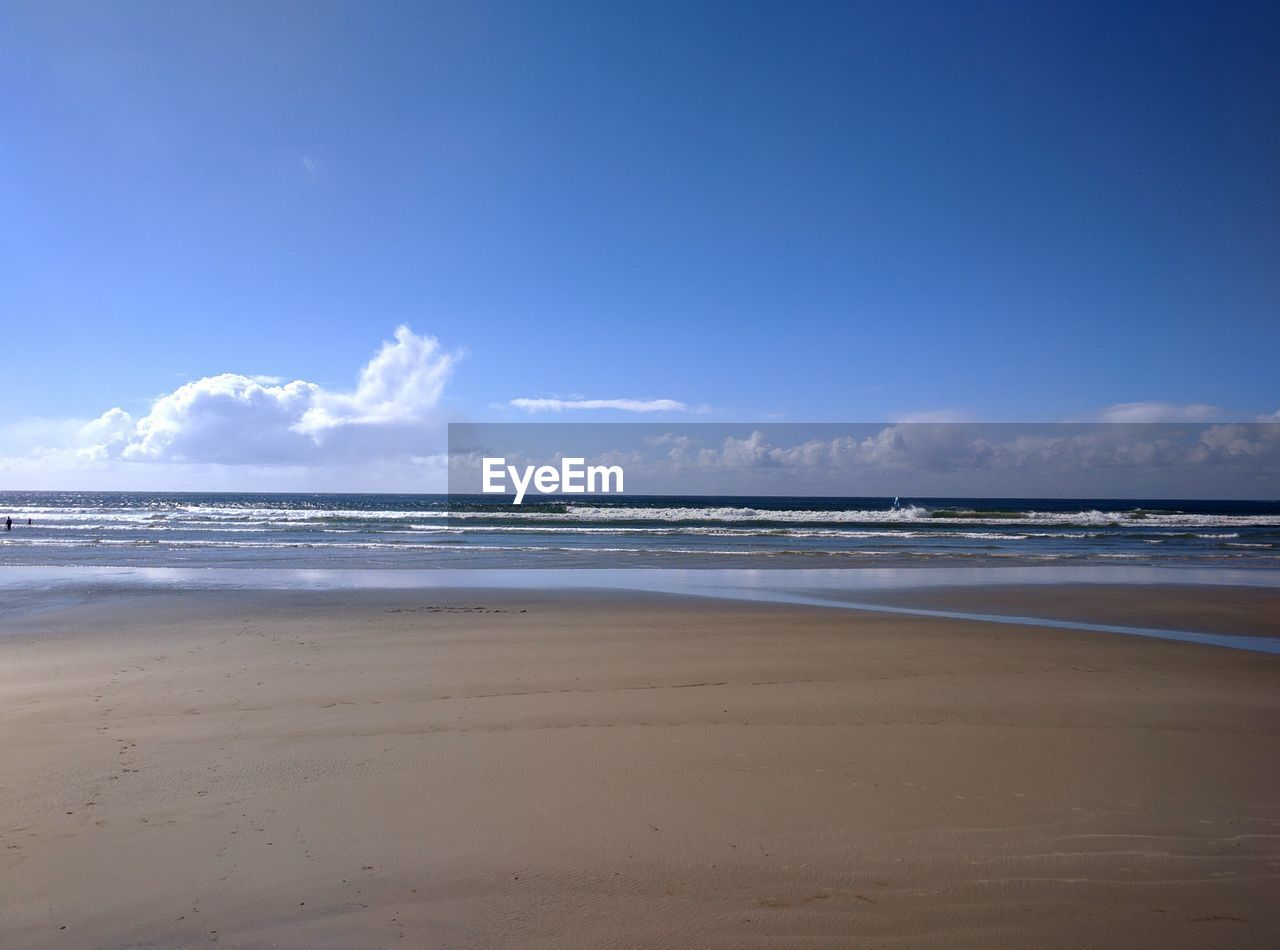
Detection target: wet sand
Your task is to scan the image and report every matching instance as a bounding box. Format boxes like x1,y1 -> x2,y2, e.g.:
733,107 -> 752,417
850,583 -> 1280,638
2,586 -> 1278,949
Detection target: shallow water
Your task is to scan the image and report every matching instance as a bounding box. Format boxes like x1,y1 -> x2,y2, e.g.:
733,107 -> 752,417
3,564 -> 1279,655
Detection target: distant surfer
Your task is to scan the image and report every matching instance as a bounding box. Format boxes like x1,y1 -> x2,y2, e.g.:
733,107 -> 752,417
4,516 -> 10,531
891,497 -> 901,511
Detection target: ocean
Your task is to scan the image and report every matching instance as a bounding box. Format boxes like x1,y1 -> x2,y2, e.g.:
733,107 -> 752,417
1,491 -> 1277,570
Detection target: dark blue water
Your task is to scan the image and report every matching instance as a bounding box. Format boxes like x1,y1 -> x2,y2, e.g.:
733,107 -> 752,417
1,492 -> 1277,569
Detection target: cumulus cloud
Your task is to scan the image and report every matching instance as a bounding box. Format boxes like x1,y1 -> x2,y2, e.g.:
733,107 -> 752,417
120,375 -> 321,463
297,326 -> 456,433
509,397 -> 690,413
1,326 -> 459,485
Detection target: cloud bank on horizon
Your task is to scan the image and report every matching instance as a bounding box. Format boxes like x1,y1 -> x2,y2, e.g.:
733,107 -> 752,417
451,421 -> 1280,499
1,327 -> 1277,492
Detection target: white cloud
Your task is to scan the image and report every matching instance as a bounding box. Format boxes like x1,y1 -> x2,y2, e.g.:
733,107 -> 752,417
1258,409 -> 1280,423
660,423 -> 1280,475
666,426 -> 998,474
120,375 -> 320,463
297,326 -> 457,433
1094,401 -> 1224,423
1,326 -> 459,487
509,397 -> 690,413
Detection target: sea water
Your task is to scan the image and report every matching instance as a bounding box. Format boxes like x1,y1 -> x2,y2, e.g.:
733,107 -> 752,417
1,492 -> 1277,570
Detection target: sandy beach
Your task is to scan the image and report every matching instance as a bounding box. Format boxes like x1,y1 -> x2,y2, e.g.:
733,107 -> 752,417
2,586 -> 1278,949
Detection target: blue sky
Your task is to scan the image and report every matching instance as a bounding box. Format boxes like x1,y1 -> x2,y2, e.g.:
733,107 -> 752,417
1,1 -> 1277,488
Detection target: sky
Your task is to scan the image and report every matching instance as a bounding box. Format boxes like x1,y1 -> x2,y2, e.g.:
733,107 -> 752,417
1,0 -> 1277,490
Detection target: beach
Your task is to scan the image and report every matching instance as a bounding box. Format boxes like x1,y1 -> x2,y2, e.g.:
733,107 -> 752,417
9,0 -> 1279,945
2,585 -> 1278,949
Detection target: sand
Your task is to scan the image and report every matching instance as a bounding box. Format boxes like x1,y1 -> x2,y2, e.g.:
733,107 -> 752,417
1,586 -> 1278,949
